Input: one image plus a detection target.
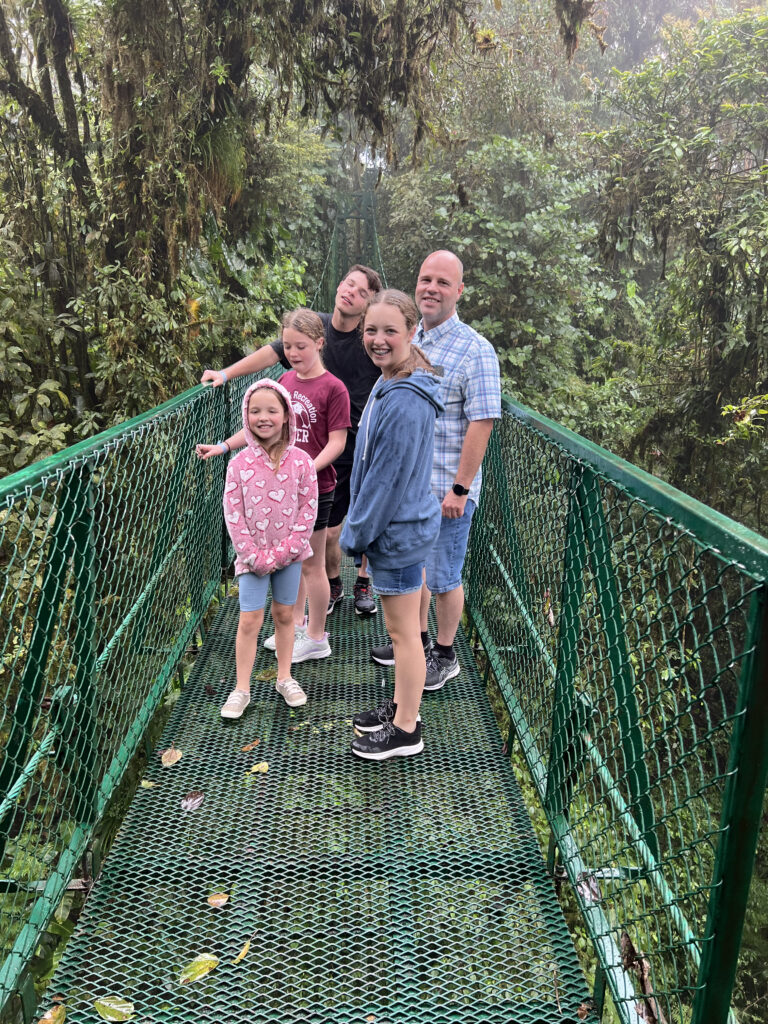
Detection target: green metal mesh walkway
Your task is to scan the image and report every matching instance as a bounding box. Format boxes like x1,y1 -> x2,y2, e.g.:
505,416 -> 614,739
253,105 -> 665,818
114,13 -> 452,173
4,380 -> 768,1024
34,567 -> 591,1024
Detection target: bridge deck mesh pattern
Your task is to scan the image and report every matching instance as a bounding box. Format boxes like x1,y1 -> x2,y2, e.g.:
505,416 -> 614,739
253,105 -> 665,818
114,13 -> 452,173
36,578 -> 590,1024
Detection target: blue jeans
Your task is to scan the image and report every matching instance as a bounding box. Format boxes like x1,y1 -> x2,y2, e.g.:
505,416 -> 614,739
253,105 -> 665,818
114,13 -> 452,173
425,500 -> 476,594
236,561 -> 303,612
369,561 -> 424,596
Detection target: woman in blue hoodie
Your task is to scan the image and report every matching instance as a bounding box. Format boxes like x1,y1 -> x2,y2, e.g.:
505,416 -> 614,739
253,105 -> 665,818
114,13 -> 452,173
341,290 -> 443,760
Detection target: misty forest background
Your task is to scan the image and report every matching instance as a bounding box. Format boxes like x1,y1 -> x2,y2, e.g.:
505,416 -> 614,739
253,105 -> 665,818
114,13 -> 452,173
1,0 -> 767,1018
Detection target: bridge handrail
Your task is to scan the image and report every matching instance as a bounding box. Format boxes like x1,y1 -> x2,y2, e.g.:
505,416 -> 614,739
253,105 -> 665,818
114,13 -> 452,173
1,382 -> 766,1024
0,380 -> 254,1015
465,393 -> 768,1024
503,397 -> 768,580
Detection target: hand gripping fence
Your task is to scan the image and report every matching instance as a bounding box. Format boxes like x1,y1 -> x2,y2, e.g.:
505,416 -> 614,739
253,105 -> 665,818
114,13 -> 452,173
0,382 -> 766,1024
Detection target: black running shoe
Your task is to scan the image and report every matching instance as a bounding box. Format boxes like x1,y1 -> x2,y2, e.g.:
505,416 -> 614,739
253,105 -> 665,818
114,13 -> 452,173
353,699 -> 422,733
352,720 -> 423,760
353,579 -> 377,616
424,648 -> 460,691
327,581 -> 344,614
370,635 -> 431,666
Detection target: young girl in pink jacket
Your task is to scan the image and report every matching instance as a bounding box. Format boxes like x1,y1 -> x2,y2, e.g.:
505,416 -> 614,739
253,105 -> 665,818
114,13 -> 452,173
220,379 -> 318,718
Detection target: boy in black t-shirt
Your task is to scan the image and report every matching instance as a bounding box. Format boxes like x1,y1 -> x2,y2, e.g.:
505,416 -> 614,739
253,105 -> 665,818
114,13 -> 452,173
198,265 -> 383,617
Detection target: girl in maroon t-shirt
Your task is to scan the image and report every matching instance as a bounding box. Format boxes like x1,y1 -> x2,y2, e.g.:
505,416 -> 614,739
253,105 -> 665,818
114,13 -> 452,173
260,309 -> 351,663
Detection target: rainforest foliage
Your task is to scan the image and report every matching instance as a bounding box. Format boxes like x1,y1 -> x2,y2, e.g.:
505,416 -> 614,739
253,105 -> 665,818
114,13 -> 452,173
1,0 -> 767,1019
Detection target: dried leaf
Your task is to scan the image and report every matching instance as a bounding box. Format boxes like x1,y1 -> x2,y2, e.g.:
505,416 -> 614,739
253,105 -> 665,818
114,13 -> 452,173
231,938 -> 251,964
93,996 -> 135,1021
204,684 -> 215,696
179,952 -> 219,984
140,780 -> 156,789
254,667 -> 277,681
160,744 -> 182,767
37,1007 -> 66,1024
366,1016 -> 376,1023
207,892 -> 229,908
181,790 -> 205,811
249,762 -> 269,774
577,1005 -> 590,1021
241,739 -> 260,752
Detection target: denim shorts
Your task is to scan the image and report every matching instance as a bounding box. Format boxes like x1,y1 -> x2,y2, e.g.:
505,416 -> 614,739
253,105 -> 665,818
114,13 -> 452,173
425,499 -> 476,594
237,561 -> 302,612
369,561 -> 424,596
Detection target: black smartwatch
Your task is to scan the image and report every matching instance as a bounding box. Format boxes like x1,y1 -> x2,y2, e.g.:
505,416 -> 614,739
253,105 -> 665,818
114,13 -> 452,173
452,482 -> 470,496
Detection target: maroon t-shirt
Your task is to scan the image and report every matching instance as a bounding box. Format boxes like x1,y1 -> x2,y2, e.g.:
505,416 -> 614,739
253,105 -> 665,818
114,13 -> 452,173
278,370 -> 351,494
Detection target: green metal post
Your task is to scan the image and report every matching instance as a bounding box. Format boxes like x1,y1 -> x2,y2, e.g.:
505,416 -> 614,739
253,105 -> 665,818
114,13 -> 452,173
579,468 -> 658,861
545,463 -> 588,818
65,464 -> 99,823
691,582 -> 768,1024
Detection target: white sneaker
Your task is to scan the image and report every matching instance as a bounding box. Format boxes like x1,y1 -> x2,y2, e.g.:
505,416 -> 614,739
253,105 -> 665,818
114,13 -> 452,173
221,689 -> 250,719
264,623 -> 306,651
289,631 -> 332,663
276,677 -> 307,707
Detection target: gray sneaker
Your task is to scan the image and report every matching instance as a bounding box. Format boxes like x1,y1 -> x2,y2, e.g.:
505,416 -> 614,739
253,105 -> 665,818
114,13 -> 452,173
264,623 -> 305,651
424,648 -> 460,691
276,677 -> 307,707
221,689 -> 251,719
290,631 -> 331,663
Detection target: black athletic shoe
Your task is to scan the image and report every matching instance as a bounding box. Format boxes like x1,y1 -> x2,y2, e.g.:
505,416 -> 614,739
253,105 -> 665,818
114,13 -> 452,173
352,699 -> 422,733
370,635 -> 431,667
327,581 -> 344,614
424,648 -> 460,691
351,720 -> 424,760
353,579 -> 377,616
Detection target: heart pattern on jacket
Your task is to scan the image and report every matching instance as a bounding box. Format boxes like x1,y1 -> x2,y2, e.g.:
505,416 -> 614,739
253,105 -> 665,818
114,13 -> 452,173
223,439 -> 317,579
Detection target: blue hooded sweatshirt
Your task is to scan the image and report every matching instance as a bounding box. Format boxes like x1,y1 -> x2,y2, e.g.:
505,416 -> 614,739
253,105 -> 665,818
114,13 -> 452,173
340,368 -> 444,571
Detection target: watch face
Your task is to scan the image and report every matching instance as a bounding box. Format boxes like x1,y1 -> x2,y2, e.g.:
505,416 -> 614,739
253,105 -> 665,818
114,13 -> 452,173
452,483 -> 469,496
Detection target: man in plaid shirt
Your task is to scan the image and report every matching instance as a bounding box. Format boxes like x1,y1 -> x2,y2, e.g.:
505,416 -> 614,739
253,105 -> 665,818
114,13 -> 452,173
371,250 -> 501,690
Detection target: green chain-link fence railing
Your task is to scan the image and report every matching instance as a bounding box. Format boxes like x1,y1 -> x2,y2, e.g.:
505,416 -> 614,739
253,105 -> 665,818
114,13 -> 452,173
0,379 -> 259,1014
2,382 -> 767,1024
465,397 -> 768,1024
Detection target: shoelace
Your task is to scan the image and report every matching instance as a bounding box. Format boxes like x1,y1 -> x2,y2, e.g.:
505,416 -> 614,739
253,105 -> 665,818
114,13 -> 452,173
375,699 -> 396,723
373,722 -> 396,741
279,678 -> 303,697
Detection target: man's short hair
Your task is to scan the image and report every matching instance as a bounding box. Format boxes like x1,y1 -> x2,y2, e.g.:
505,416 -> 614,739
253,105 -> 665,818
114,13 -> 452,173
345,264 -> 382,295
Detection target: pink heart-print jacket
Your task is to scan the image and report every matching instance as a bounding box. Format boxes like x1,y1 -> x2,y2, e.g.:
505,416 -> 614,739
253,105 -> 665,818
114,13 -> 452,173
223,378 -> 318,577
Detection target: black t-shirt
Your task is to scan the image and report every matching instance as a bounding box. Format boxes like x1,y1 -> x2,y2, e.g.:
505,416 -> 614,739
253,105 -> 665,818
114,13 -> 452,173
270,312 -> 380,432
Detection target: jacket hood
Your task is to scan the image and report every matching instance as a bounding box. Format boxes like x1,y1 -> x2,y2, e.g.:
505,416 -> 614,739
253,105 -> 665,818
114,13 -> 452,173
242,378 -> 297,451
374,369 -> 444,414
